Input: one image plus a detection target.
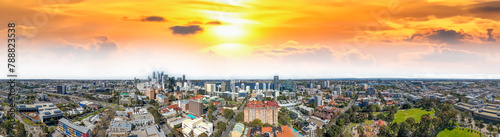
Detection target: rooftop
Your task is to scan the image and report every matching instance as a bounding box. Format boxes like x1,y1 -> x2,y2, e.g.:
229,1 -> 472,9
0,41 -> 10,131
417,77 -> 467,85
246,101 -> 280,108
59,118 -> 91,133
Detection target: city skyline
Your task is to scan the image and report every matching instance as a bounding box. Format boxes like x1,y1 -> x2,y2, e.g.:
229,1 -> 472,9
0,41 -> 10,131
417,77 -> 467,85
2,0 -> 500,79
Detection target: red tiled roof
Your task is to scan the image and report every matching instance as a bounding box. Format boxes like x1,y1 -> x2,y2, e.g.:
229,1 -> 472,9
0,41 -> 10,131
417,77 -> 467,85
246,101 -> 281,108
246,101 -> 263,108
265,100 -> 281,108
276,126 -> 294,137
262,127 -> 272,133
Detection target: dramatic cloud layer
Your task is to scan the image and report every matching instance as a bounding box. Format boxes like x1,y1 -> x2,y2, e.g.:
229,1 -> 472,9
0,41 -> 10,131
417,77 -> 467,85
2,0 -> 500,79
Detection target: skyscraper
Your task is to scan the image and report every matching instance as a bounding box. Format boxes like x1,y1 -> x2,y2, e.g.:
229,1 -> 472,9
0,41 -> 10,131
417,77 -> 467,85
273,76 -> 279,91
57,85 -> 66,94
231,80 -> 236,100
310,80 -> 314,89
225,80 -> 231,92
182,75 -> 186,83
255,83 -> 259,90
285,79 -> 293,91
263,83 -> 267,91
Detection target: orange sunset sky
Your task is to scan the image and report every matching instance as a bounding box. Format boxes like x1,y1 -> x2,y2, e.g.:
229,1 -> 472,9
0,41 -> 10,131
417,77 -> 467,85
1,0 -> 500,79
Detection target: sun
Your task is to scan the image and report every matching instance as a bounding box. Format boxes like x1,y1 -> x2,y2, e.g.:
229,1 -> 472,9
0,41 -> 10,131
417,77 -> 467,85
213,25 -> 245,39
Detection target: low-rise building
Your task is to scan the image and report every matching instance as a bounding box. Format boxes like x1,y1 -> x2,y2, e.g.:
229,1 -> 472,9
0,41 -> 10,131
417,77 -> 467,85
132,113 -> 154,126
231,123 -> 245,137
57,118 -> 91,137
182,117 -> 213,137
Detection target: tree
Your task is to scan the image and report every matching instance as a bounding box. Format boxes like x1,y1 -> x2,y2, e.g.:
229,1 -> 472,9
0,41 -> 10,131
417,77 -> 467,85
316,126 -> 324,137
405,117 -> 415,128
235,112 -> 244,123
278,107 -> 290,125
42,125 -> 49,133
207,110 -> 214,121
216,122 -> 226,130
368,112 -> 374,120
50,118 -> 55,124
378,125 -> 391,137
309,103 -> 317,111
223,109 -> 235,120
16,122 -> 27,137
250,119 -> 263,127
397,121 -> 410,137
487,123 -> 494,136
199,133 -> 208,137
209,103 -> 217,111
357,125 -> 365,137
377,113 -> 385,121
386,114 -> 394,122
402,104 -> 412,109
497,123 -> 500,134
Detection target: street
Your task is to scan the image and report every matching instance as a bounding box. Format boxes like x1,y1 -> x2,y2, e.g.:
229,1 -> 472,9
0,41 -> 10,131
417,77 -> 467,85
221,99 -> 246,137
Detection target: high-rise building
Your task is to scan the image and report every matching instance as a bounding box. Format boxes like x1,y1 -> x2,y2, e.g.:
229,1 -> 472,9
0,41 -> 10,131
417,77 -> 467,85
334,86 -> 342,96
189,96 -> 203,117
367,87 -> 376,95
182,75 -> 186,83
310,80 -> 314,89
323,81 -> 330,89
255,83 -> 259,90
241,83 -> 245,90
225,80 -> 231,92
221,83 -> 226,92
285,79 -> 293,91
231,80 -> 236,100
314,95 -> 323,106
205,83 -> 216,93
57,85 -> 66,94
263,83 -> 267,91
152,72 -> 156,79
273,76 -> 279,91
244,101 -> 280,125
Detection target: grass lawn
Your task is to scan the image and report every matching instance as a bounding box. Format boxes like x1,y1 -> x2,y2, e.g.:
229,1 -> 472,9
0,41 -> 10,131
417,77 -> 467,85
437,127 -> 486,137
363,119 -> 373,125
228,101 -> 237,105
23,117 -> 33,125
73,107 -> 107,122
394,108 -> 434,123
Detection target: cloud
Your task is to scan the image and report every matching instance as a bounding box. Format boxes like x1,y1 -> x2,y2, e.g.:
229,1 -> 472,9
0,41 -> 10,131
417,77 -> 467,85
50,36 -> 118,60
206,21 -> 222,25
469,1 -> 500,13
251,41 -> 376,66
42,0 -> 85,5
122,16 -> 167,22
141,16 -> 166,22
418,47 -> 484,63
168,25 -> 203,35
406,28 -> 470,44
487,28 -> 496,42
187,21 -> 203,25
